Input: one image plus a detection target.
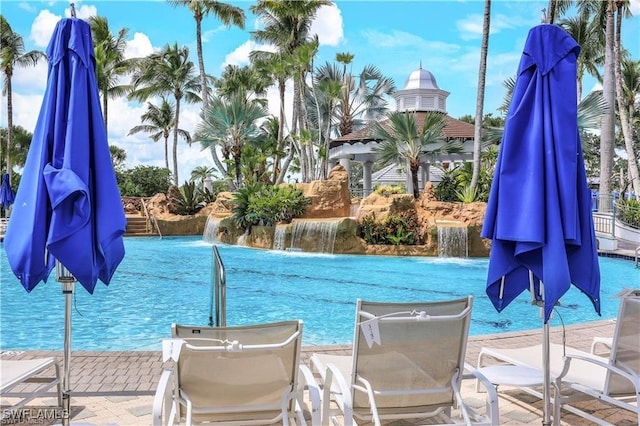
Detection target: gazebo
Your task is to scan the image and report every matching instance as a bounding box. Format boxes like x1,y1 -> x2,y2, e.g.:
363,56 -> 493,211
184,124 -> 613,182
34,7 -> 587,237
328,66 -> 475,196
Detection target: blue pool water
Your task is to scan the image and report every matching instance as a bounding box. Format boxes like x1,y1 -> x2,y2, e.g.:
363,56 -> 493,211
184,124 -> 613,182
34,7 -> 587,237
1,236 -> 637,351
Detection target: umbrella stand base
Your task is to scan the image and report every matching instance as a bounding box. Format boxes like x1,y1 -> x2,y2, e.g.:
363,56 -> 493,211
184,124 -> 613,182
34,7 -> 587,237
62,391 -> 71,426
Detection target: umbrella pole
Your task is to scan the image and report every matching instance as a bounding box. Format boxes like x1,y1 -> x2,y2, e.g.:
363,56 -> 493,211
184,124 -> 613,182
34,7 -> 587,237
57,263 -> 75,426
542,320 -> 552,426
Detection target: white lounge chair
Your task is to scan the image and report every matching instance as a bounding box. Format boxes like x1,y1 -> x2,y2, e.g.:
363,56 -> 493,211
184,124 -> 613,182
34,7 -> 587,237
0,357 -> 62,415
152,320 -> 320,426
477,290 -> 640,426
310,297 -> 499,425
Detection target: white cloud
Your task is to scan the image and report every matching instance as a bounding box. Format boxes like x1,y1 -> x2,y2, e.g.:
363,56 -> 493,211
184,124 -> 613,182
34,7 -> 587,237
125,33 -> 156,59
0,93 -> 45,131
30,10 -> 60,47
222,40 -> 276,68
13,61 -> 48,94
310,4 -> 344,46
18,2 -> 37,13
631,0 -> 640,15
456,13 -> 528,41
362,29 -> 460,54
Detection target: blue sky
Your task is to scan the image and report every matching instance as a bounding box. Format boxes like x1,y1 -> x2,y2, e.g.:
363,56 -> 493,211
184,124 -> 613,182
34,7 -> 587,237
2,0 -> 639,180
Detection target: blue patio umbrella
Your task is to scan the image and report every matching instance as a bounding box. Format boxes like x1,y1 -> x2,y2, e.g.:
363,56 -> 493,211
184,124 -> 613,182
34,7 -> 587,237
0,173 -> 15,210
481,24 -> 600,425
3,15 -> 126,425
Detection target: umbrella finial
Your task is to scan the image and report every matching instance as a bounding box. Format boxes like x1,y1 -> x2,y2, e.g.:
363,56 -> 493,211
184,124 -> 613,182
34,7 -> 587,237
70,3 -> 76,18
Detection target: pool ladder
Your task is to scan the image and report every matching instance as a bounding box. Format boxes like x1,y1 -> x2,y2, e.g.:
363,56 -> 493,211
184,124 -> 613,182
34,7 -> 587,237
209,245 -> 226,327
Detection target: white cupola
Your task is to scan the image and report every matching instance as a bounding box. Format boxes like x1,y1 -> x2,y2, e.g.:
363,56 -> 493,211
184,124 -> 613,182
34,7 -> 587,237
392,65 -> 450,114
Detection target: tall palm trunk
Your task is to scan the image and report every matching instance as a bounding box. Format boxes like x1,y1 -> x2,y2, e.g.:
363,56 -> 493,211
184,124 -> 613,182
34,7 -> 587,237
196,17 -> 208,108
5,75 -> 13,180
173,96 -> 181,184
102,93 -> 108,133
599,1 -> 616,212
613,5 -> 640,195
471,0 -> 491,190
163,133 -> 170,170
273,79 -> 287,184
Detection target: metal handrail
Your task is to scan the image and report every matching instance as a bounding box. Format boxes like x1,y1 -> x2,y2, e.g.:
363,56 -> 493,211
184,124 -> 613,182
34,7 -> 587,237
635,246 -> 640,268
210,245 -> 226,327
149,214 -> 163,239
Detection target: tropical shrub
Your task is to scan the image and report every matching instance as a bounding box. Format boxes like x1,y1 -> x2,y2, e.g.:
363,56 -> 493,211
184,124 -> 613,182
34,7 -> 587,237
117,165 -> 172,197
434,170 -> 459,202
232,184 -> 310,230
360,210 -> 422,245
171,181 -> 201,215
374,184 -> 405,197
455,185 -> 478,203
617,199 -> 640,229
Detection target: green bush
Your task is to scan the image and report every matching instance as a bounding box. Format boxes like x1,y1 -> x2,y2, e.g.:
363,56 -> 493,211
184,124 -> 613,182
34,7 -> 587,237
374,184 -> 405,197
359,210 -> 422,245
434,172 -> 459,202
171,181 -> 201,215
617,199 -> 640,229
117,165 -> 171,197
232,184 -> 310,230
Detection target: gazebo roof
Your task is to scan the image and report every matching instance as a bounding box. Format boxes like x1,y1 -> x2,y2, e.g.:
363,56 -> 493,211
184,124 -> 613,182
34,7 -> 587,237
330,113 -> 475,149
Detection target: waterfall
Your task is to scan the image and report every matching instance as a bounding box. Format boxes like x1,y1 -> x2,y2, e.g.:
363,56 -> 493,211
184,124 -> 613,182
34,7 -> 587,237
273,225 -> 287,250
237,231 -> 249,246
350,203 -> 360,218
437,225 -> 468,258
203,216 -> 221,243
290,220 -> 339,254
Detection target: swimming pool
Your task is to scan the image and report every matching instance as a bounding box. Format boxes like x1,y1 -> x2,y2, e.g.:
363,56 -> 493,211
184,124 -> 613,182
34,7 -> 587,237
1,236 -> 636,351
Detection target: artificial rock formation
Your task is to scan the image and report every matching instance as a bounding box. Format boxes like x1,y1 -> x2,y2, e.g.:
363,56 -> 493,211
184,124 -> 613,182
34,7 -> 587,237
145,164 -> 490,257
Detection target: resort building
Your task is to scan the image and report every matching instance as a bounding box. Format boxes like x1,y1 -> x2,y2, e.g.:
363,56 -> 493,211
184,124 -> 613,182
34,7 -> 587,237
328,66 -> 476,195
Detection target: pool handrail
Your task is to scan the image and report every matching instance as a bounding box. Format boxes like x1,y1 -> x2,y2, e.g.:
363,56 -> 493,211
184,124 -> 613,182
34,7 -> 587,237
210,245 -> 226,327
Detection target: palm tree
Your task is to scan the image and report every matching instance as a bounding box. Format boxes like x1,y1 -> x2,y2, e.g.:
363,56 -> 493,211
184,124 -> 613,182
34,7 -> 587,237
130,43 -> 201,184
251,52 -> 295,184
0,16 -> 45,181
471,0 -> 491,191
168,0 -> 244,109
194,95 -> 269,189
128,98 -> 191,170
559,14 -> 604,102
618,58 -> 640,195
89,16 -> 133,131
371,112 -> 457,199
312,76 -> 342,179
612,1 -> 638,195
190,165 -> 217,190
314,60 -> 396,138
250,0 -> 331,182
213,64 -> 271,105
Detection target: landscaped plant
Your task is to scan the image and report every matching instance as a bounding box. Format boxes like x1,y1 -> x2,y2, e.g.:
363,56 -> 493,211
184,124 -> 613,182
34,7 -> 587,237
231,183 -> 310,231
117,165 -> 172,197
455,184 -> 478,203
617,199 -> 640,229
171,181 -> 201,215
359,210 -> 422,245
374,184 -> 405,197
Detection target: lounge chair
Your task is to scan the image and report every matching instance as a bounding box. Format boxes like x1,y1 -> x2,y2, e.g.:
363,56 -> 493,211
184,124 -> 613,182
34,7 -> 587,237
477,290 -> 640,426
152,320 -> 320,426
310,297 -> 499,425
0,357 -> 62,414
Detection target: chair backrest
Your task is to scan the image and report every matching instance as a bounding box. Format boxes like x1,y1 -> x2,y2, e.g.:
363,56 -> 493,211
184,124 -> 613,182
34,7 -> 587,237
170,320 -> 302,423
351,297 -> 473,413
605,291 -> 640,395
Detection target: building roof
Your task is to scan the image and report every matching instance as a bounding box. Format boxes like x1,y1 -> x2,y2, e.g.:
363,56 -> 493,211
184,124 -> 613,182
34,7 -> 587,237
331,113 -> 475,148
402,67 -> 440,90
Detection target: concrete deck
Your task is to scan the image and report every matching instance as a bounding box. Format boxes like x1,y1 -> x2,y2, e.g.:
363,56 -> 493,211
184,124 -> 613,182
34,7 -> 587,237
1,319 -> 637,425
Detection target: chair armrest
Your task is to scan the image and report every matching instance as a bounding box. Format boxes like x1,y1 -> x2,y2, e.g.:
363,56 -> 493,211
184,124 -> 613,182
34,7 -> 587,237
561,354 -> 640,393
297,364 -> 321,426
463,363 -> 500,423
152,369 -> 174,426
323,363 -> 354,426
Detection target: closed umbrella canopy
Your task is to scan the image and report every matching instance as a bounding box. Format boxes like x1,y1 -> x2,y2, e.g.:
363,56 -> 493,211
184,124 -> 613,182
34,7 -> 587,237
4,18 -> 126,294
481,24 -> 600,323
0,173 -> 15,209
